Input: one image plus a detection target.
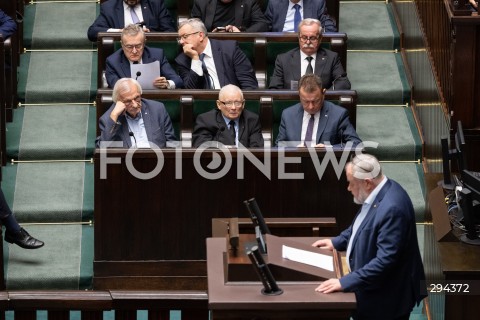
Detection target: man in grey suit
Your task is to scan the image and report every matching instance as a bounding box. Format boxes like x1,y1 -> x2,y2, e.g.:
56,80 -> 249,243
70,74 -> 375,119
191,0 -> 269,32
97,78 -> 176,148
275,74 -> 360,147
175,18 -> 258,90
269,18 -> 350,90
265,0 -> 336,32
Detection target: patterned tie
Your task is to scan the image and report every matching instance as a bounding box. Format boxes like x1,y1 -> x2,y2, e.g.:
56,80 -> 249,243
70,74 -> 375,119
130,6 -> 140,24
199,53 -> 212,89
305,56 -> 313,74
228,120 -> 236,145
293,4 -> 302,32
304,114 -> 315,147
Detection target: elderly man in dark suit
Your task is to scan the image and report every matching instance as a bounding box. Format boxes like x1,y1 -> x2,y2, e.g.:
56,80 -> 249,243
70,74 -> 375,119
175,18 -> 258,90
193,84 -> 264,147
87,0 -> 175,42
313,153 -> 427,320
97,78 -> 176,148
105,24 -> 183,89
269,18 -> 349,90
275,74 -> 360,147
191,0 -> 269,32
265,0 -> 336,32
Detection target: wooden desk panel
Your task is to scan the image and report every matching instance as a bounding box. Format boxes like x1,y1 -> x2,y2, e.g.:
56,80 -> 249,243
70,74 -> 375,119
207,237 -> 355,320
94,148 -> 359,289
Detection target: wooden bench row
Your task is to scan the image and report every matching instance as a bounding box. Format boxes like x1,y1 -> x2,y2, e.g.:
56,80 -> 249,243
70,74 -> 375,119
96,88 -> 357,147
97,31 -> 348,90
0,290 -> 208,320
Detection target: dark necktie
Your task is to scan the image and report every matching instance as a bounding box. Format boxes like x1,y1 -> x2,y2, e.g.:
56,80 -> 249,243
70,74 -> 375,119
228,120 -> 236,145
305,56 -> 313,74
293,4 -> 301,32
130,6 -> 140,24
199,53 -> 212,89
304,114 -> 315,147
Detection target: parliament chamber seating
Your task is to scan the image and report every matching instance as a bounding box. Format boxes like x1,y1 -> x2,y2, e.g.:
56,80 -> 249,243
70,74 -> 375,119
96,88 -> 357,147
96,31 -> 348,89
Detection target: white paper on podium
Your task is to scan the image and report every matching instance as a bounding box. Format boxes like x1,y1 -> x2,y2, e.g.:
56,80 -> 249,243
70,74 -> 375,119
282,245 -> 334,272
131,61 -> 160,89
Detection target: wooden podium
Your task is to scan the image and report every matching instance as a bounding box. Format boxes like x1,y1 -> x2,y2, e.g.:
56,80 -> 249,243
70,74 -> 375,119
207,236 -> 356,320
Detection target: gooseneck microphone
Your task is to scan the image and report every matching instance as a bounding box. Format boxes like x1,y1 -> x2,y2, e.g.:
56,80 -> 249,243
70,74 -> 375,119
332,72 -> 347,90
129,131 -> 137,147
135,71 -> 141,80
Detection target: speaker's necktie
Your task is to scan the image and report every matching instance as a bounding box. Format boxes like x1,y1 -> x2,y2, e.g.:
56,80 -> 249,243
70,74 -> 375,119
304,114 -> 315,147
199,53 -> 212,89
305,56 -> 313,74
293,4 -> 302,32
130,7 -> 140,24
228,120 -> 236,145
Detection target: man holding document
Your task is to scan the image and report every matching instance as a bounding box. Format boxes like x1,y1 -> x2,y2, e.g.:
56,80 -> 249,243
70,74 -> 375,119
106,24 -> 183,89
312,154 -> 426,320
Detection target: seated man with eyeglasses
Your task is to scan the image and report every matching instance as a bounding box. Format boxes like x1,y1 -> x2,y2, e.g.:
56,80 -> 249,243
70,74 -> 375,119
269,19 -> 350,90
105,24 -> 183,89
96,78 -> 176,148
192,84 -> 264,148
175,18 -> 258,90
276,74 -> 360,148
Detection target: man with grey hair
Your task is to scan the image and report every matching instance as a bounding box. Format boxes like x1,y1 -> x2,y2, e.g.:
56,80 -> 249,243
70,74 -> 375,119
269,18 -> 349,90
192,84 -> 263,147
175,18 -> 258,89
312,153 -> 426,320
96,78 -> 176,148
105,24 -> 183,89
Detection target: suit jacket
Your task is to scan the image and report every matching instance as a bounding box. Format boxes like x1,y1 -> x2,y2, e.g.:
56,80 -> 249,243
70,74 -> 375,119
332,179 -> 427,319
96,98 -> 176,148
175,39 -> 258,89
275,101 -> 361,147
191,0 -> 269,32
105,46 -> 184,88
269,47 -> 350,90
192,109 -> 264,147
265,0 -> 336,32
87,0 -> 175,42
0,9 -> 16,39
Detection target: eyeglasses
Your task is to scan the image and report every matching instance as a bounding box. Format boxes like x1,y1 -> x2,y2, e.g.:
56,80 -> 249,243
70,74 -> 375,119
300,98 -> 323,105
122,95 -> 141,107
219,100 -> 245,107
177,31 -> 200,42
122,43 -> 144,51
299,35 -> 321,43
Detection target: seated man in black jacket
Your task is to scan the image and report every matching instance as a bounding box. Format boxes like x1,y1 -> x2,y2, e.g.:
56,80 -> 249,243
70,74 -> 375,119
193,84 -> 264,147
191,0 -> 269,32
88,0 -> 175,42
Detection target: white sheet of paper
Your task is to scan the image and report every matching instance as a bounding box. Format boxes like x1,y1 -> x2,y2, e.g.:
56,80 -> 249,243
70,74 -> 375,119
131,61 -> 160,90
282,245 -> 334,272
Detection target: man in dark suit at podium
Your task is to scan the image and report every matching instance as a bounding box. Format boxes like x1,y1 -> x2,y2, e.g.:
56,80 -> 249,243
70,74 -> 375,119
87,0 -> 176,42
313,154 -> 427,320
192,84 -> 264,147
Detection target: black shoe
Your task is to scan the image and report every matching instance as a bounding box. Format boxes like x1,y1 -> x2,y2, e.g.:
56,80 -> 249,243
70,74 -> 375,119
5,227 -> 44,249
